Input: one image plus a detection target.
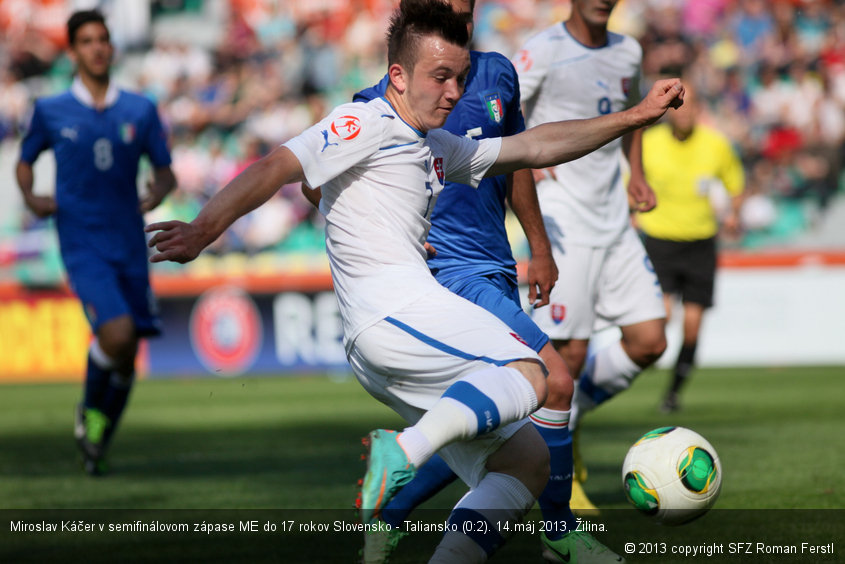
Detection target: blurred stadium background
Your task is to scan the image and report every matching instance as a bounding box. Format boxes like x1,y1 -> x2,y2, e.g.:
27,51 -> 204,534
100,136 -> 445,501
1,0 -> 843,382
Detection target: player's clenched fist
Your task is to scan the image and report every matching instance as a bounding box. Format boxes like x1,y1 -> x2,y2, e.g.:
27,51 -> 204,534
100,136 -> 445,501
646,79 -> 685,114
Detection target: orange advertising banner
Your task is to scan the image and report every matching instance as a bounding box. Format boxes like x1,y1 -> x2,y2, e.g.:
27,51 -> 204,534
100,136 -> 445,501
0,294 -> 90,382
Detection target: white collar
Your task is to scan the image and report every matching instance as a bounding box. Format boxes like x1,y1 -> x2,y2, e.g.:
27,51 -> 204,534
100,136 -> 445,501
70,76 -> 120,109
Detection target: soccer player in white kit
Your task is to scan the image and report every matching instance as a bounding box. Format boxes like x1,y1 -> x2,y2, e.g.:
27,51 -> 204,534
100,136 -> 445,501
513,0 -> 669,512
513,0 -> 666,509
147,1 -> 683,561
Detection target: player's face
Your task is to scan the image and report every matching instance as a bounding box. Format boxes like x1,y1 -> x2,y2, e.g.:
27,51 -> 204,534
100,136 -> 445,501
572,0 -> 619,28
405,35 -> 470,131
70,22 -> 113,81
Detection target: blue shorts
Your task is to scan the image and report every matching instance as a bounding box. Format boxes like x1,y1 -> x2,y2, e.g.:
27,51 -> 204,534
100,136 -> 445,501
437,271 -> 549,353
64,252 -> 161,337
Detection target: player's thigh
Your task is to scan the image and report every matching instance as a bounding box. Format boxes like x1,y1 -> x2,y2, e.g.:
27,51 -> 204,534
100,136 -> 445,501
118,260 -> 161,337
643,234 -> 684,296
448,273 -> 549,353
484,421 -> 549,495
438,419 -> 532,488
594,228 -> 665,331
680,237 -> 717,308
349,287 -> 541,416
65,254 -> 131,333
531,244 -> 600,340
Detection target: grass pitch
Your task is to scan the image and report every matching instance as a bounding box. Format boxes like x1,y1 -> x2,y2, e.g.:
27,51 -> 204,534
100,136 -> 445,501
1,366 -> 842,562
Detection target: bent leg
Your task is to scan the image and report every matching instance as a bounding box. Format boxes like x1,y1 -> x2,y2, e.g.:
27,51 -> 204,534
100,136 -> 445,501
430,425 -> 549,563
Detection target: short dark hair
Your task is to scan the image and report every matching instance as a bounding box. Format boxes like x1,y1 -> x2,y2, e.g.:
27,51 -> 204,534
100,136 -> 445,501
401,0 -> 476,11
67,10 -> 109,45
387,0 -> 470,70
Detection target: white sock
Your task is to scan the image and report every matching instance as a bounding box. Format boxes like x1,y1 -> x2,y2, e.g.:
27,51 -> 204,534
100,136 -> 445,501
398,366 -> 538,467
570,339 -> 640,429
90,339 -> 116,370
529,407 -> 570,430
591,339 -> 641,393
429,472 -> 535,563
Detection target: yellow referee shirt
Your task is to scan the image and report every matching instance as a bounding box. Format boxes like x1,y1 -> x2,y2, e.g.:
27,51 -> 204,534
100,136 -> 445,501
639,123 -> 744,241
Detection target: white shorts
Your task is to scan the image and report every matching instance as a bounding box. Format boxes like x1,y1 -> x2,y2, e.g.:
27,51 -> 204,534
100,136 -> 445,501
348,285 -> 540,487
532,226 -> 665,341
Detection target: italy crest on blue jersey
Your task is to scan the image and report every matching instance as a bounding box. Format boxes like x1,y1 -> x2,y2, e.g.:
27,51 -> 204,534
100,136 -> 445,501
484,93 -> 504,123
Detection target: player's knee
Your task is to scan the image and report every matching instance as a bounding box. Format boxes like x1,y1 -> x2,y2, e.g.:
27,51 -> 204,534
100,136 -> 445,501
637,331 -> 667,367
541,348 -> 573,410
623,321 -> 667,368
629,330 -> 666,368
97,316 -> 138,362
104,335 -> 137,362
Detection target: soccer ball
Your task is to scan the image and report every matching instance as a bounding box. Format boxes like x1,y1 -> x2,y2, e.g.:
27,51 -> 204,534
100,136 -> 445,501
621,426 -> 722,525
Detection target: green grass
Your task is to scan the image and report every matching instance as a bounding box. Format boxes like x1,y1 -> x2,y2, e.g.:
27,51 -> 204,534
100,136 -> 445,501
0,367 -> 843,562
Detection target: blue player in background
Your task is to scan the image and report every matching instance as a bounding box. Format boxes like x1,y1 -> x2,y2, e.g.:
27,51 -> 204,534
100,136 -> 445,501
16,10 -> 176,476
353,1 -> 621,562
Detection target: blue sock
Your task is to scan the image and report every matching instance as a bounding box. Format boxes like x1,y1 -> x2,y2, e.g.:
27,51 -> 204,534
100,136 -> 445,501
577,372 -> 614,407
382,454 -> 457,528
101,372 -> 134,444
83,352 -> 111,411
533,422 -> 577,539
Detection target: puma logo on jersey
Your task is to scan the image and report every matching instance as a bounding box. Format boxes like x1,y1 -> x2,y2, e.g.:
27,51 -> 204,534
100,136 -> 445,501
320,130 -> 339,152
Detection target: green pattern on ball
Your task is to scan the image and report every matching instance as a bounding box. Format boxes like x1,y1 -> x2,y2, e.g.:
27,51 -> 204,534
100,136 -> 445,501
624,471 -> 659,515
634,426 -> 676,446
678,447 -> 717,493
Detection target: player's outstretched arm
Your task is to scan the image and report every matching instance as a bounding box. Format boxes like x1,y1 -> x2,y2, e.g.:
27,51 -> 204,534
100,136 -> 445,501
146,145 -> 305,264
489,79 -> 684,177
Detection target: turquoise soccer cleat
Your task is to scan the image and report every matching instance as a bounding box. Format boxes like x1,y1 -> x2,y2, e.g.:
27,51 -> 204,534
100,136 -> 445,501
355,429 -> 416,524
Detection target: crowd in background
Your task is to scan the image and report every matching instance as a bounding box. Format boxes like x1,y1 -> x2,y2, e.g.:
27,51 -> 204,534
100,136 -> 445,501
1,0 -> 844,283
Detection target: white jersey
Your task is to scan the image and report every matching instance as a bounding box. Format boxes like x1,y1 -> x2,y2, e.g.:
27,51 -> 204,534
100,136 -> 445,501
284,98 -> 502,349
513,23 -> 642,247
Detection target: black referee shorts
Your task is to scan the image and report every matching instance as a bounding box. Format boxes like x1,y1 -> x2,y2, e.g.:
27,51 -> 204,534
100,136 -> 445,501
643,235 -> 717,308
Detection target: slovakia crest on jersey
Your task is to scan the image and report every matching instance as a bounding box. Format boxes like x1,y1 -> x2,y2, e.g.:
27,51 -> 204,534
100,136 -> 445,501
621,78 -> 632,97
434,157 -> 444,184
551,304 -> 566,324
330,115 -> 362,140
485,93 -> 503,124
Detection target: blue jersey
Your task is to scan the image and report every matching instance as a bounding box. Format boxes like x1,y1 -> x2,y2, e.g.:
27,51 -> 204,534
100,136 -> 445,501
20,83 -> 171,265
354,51 -> 525,287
